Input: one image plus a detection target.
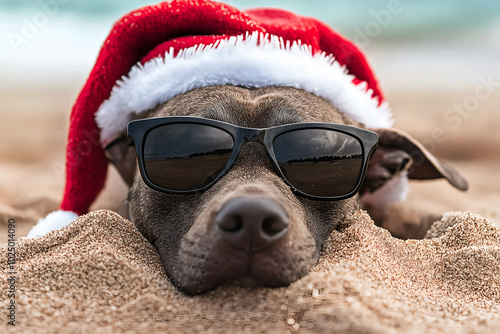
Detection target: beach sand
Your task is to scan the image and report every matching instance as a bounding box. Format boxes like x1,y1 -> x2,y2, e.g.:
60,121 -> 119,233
1,209 -> 500,333
1,87 -> 499,332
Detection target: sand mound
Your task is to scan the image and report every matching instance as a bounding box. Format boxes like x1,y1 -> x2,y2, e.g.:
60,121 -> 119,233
2,209 -> 500,333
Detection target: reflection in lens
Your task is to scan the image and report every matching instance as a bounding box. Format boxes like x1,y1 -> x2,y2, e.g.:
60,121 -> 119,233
144,123 -> 233,191
273,129 -> 363,197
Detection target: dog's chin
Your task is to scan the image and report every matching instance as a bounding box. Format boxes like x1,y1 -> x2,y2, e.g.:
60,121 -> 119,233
178,274 -> 291,295
168,245 -> 318,295
170,253 -> 304,295
226,274 -> 292,289
228,274 -> 265,288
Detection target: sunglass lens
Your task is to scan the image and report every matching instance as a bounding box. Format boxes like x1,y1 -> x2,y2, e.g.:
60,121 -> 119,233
143,123 -> 234,191
273,129 -> 363,197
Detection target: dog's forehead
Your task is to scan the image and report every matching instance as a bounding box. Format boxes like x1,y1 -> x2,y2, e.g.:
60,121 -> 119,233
151,86 -> 359,128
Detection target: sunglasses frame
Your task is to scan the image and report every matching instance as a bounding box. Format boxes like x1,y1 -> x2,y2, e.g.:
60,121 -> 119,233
127,116 -> 378,201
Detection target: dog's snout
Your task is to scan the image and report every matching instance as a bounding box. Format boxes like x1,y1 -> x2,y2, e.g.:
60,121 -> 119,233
215,197 -> 289,252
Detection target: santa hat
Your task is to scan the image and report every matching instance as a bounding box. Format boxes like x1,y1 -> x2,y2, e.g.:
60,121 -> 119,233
27,0 -> 401,238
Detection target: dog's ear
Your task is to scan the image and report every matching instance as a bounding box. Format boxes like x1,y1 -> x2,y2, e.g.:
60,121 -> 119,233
361,128 -> 468,196
104,135 -> 137,187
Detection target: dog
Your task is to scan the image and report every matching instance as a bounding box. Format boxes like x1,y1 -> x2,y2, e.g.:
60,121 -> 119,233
104,85 -> 467,294
26,0 -> 467,295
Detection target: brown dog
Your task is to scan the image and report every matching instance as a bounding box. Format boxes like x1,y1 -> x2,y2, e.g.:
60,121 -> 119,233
104,85 -> 467,294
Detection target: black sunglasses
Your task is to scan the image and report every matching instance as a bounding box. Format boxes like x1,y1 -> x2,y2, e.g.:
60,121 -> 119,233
127,116 -> 378,201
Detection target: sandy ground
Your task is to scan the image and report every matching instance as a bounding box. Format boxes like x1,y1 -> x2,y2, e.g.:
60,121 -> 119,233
0,87 -> 498,242
2,209 -> 500,333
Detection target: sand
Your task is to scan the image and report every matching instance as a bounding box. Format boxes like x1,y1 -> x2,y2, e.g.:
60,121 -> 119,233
1,209 -> 500,333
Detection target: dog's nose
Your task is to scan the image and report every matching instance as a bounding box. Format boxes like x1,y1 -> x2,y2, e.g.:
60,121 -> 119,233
215,197 -> 289,252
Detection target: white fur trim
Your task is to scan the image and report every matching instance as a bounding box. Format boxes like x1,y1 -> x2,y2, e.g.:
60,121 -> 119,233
26,210 -> 79,238
360,171 -> 409,211
96,32 -> 393,143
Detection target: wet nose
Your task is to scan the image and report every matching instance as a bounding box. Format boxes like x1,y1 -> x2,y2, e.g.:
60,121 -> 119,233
215,197 -> 289,252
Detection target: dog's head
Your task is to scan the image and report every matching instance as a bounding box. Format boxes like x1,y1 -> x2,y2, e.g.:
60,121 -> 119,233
104,85 -> 466,294
36,1 -> 467,294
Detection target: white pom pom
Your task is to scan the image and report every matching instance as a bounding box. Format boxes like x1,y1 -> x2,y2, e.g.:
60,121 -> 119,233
26,210 -> 79,238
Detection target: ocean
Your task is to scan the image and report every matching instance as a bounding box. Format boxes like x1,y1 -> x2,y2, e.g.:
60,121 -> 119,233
1,0 -> 499,91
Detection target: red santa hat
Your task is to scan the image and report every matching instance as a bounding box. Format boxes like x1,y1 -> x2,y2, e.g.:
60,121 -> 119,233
28,0 -> 401,238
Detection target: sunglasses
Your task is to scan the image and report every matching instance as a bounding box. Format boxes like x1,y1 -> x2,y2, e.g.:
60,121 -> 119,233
127,116 -> 378,201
